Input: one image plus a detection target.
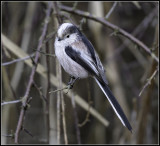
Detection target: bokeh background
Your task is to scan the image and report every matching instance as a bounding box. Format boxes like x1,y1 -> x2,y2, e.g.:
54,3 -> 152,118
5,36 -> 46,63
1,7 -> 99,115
2,2 -> 159,144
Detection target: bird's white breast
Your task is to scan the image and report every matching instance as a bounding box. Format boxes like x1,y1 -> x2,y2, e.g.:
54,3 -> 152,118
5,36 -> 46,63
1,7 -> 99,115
54,37 -> 88,78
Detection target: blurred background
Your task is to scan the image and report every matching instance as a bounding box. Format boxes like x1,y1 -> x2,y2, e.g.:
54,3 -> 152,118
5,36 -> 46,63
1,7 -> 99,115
1,2 -> 159,144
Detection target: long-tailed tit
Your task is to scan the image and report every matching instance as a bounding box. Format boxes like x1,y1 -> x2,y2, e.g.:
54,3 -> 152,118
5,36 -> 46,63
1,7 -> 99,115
54,23 -> 132,132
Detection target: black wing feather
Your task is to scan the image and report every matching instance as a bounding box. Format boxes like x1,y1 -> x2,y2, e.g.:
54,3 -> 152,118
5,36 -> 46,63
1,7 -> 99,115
81,35 -> 97,64
65,46 -> 97,76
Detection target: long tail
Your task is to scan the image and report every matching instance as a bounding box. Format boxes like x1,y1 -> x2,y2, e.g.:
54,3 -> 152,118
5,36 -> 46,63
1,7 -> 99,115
95,78 -> 132,132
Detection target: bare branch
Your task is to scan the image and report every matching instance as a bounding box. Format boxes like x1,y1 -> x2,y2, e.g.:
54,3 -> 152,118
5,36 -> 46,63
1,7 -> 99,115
34,49 -> 55,57
1,53 -> 35,66
71,92 -> 81,144
45,34 -> 51,143
53,2 -> 68,144
78,81 -> 92,128
49,86 -> 69,94
78,103 -> 91,127
32,81 -> 47,103
53,2 -> 63,25
1,99 -> 22,106
61,93 -> 68,144
14,2 -> 52,143
72,2 -> 78,10
58,4 -> 159,63
139,67 -> 158,96
105,2 -> 118,19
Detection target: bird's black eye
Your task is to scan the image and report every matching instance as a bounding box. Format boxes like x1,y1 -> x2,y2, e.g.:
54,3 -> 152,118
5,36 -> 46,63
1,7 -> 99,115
66,35 -> 70,38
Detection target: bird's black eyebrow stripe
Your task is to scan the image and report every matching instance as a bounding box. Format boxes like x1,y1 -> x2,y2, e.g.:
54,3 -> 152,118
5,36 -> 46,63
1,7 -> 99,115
67,26 -> 78,34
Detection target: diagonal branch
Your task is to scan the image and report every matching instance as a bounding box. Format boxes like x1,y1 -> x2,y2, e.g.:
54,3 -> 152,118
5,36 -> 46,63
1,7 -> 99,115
14,2 -> 53,143
139,66 -> 158,96
1,99 -> 22,106
58,4 -> 159,63
105,2 -> 118,19
2,53 -> 35,66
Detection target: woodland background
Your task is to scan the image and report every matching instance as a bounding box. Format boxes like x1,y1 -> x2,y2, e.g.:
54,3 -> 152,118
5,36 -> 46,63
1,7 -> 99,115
1,1 -> 159,144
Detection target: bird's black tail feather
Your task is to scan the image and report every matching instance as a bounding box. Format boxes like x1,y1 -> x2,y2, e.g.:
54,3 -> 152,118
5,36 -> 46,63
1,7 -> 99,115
95,78 -> 132,132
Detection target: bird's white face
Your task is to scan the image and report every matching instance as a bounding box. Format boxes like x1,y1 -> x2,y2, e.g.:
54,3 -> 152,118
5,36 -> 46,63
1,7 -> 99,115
54,23 -> 89,78
56,23 -> 79,46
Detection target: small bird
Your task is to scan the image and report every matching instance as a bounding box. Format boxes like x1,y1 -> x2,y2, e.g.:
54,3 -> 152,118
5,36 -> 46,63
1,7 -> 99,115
54,23 -> 132,132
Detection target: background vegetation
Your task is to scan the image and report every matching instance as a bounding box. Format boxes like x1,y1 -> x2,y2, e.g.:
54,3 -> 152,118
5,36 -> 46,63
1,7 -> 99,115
2,1 -> 159,144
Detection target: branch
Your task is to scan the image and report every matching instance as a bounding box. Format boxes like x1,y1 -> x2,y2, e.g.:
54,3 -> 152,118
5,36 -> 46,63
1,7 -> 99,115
78,81 -> 92,127
58,4 -> 159,63
53,2 -> 63,25
45,32 -> 51,143
1,99 -> 22,106
53,2 -> 68,144
105,2 -> 118,19
14,2 -> 52,143
139,66 -> 158,96
71,92 -> 81,144
1,53 -> 35,66
32,81 -> 47,103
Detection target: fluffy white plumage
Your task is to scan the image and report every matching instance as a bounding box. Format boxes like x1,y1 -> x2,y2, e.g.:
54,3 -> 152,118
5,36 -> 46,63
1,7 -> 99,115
57,23 -> 73,38
54,23 -> 132,132
55,23 -> 88,78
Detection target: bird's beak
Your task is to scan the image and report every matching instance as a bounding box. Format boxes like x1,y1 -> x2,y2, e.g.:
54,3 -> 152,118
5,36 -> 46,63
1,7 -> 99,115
58,37 -> 62,41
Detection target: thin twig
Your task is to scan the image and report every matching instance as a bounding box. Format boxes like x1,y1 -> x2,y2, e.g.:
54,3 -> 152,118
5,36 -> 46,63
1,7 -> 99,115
49,86 -> 68,94
108,7 -> 157,68
53,2 -> 63,25
1,53 -> 35,66
2,30 -> 55,66
45,34 -> 51,143
34,49 -> 55,57
53,2 -> 68,144
2,134 -> 14,138
1,99 -> 22,106
58,4 -> 159,63
72,2 -> 78,10
139,67 -> 158,96
105,2 -> 118,19
78,81 -> 92,127
11,2 -> 37,91
106,7 -> 158,100
56,85 -> 61,145
44,31 -> 56,44
14,2 -> 52,143
61,93 -> 68,144
54,2 -> 68,144
71,92 -> 81,144
22,127 -> 33,137
78,101 -> 91,127
32,81 -> 47,102
55,56 -> 62,144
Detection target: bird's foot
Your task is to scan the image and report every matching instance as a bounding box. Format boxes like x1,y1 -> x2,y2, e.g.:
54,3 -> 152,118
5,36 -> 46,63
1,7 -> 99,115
65,76 -> 79,94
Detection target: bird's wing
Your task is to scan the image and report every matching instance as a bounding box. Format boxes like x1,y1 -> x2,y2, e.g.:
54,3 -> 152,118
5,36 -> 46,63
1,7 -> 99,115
65,46 -> 102,82
81,35 -> 108,85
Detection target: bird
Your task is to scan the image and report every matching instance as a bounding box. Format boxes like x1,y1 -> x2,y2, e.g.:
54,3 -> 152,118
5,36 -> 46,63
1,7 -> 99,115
54,22 -> 132,132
